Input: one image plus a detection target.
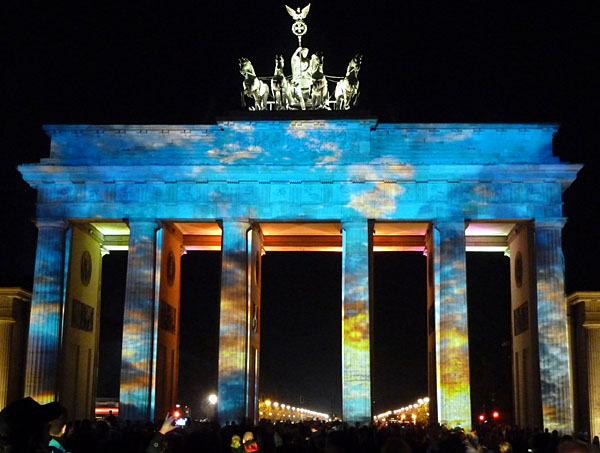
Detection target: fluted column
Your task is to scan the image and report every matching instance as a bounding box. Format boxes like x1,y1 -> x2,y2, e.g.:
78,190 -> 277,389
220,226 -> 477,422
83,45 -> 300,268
0,322 -> 13,407
25,219 -> 67,403
535,219 -> 573,433
217,220 -> 250,424
341,219 -> 372,424
434,220 -> 471,429
120,220 -> 158,421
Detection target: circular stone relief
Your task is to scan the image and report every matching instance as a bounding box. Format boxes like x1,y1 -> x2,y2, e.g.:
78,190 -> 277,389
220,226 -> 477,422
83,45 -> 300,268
515,251 -> 523,288
80,251 -> 92,287
167,251 -> 176,286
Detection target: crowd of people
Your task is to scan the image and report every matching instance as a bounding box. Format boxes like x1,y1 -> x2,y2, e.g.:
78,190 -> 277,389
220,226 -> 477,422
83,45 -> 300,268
0,397 -> 599,453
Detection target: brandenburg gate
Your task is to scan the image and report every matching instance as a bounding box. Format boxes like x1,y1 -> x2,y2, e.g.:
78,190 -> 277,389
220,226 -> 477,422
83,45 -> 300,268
18,120 -> 580,431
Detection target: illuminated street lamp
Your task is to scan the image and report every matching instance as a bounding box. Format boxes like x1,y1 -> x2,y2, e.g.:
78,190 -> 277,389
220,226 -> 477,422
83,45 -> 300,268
208,394 -> 218,405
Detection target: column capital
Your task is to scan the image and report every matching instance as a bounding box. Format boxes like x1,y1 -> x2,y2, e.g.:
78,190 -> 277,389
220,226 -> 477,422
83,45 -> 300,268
433,218 -> 466,231
221,218 -> 251,224
535,218 -> 567,230
34,218 -> 68,230
220,219 -> 251,234
341,218 -> 369,229
126,218 -> 160,228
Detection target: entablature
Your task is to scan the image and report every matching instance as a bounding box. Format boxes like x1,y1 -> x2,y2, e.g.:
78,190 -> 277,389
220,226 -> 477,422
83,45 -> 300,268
33,122 -> 573,168
19,163 -> 580,187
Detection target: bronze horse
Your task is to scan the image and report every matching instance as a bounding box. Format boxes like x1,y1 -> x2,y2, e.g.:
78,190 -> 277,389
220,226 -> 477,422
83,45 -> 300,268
334,54 -> 362,110
271,55 -> 295,110
239,57 -> 270,111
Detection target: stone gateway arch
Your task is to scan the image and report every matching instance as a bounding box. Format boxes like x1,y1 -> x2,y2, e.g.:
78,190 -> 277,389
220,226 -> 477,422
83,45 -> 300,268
18,119 -> 580,430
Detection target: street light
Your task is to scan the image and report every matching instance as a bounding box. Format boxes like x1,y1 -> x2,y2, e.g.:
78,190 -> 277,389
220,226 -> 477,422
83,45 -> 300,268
208,394 -> 218,405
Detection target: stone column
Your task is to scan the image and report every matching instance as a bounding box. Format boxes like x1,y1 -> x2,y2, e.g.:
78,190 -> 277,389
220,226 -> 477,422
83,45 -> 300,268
119,220 -> 158,421
434,220 -> 471,429
217,220 -> 250,424
534,219 -> 573,433
25,219 -> 67,403
341,219 -> 372,424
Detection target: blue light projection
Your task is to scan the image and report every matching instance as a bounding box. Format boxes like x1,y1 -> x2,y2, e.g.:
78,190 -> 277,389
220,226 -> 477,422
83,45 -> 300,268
341,221 -> 372,424
218,221 -> 251,423
119,220 -> 158,421
19,121 -> 581,427
25,220 -> 67,404
534,221 -> 573,433
436,221 -> 471,428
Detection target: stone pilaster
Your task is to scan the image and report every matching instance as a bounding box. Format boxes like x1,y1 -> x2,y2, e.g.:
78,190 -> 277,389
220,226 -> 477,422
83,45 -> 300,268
587,328 -> 600,438
568,292 -> 600,437
154,224 -> 183,421
246,224 -> 263,424
0,322 -> 13,407
535,219 -> 573,433
0,288 -> 31,408
217,220 -> 250,424
119,220 -> 158,421
25,219 -> 67,403
426,226 -> 440,423
508,223 -> 543,428
434,220 -> 471,429
341,219 -> 372,425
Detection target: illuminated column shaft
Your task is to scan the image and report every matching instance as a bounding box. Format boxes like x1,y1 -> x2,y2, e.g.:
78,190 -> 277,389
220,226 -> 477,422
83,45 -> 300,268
341,220 -> 372,424
535,219 -> 573,433
0,322 -> 13,407
120,220 -> 158,421
25,219 -> 67,403
218,220 -> 251,424
435,221 -> 471,428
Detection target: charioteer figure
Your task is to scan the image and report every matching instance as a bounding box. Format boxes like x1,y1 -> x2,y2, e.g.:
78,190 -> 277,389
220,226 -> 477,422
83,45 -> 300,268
291,46 -> 312,109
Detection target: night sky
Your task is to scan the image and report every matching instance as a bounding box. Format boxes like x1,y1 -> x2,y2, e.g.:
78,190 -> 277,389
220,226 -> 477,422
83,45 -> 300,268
1,1 -> 598,420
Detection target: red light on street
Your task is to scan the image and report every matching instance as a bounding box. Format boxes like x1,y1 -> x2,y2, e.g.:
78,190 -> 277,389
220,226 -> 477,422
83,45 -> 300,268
173,410 -> 181,418
492,411 -> 500,419
478,414 -> 485,422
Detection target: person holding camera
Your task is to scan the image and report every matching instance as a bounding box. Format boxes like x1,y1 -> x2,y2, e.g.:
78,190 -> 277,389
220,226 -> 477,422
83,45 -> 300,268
145,413 -> 179,453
